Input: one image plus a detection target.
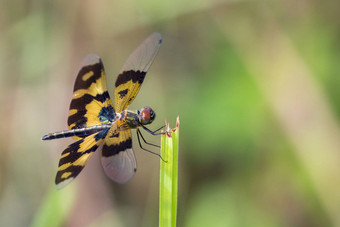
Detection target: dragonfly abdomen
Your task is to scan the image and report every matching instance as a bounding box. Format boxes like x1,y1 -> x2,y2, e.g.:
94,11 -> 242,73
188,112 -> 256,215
42,124 -> 112,140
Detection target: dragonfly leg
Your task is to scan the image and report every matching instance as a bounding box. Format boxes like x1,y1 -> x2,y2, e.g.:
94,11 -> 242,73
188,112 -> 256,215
137,129 -> 160,148
136,129 -> 167,162
141,125 -> 165,135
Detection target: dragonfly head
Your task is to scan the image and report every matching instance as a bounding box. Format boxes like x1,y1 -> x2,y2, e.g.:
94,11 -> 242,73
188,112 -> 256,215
138,106 -> 155,125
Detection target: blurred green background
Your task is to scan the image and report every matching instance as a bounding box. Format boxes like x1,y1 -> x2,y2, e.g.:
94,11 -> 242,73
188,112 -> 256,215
1,0 -> 340,226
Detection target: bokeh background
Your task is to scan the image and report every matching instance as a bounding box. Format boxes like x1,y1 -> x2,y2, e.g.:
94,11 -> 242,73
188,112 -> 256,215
1,0 -> 340,226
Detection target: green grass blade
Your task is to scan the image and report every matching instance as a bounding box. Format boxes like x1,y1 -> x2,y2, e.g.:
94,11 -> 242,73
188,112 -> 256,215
159,116 -> 180,227
171,117 -> 179,226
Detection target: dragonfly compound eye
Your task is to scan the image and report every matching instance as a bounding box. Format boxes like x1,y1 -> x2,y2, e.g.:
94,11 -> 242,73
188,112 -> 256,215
140,106 -> 155,125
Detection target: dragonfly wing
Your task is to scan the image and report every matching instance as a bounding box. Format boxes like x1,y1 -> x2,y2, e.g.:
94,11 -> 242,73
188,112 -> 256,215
55,130 -> 108,189
68,54 -> 115,139
101,121 -> 137,184
114,33 -> 162,112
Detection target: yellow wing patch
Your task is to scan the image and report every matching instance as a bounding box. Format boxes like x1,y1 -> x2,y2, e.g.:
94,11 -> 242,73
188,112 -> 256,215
67,54 -> 115,140
114,71 -> 145,112
55,130 -> 108,190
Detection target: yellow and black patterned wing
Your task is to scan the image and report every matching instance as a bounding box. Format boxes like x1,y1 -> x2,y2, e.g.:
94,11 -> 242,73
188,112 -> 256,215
55,129 -> 108,189
101,120 -> 137,184
68,54 -> 115,138
114,33 -> 162,113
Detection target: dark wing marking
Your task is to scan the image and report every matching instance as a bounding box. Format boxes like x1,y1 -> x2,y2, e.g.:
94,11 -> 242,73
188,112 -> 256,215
101,121 -> 137,184
114,33 -> 162,112
68,54 -> 115,139
55,130 -> 108,189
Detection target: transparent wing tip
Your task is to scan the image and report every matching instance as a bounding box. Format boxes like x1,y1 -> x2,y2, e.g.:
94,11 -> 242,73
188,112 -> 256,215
81,54 -> 102,66
55,177 -> 74,190
150,32 -> 162,44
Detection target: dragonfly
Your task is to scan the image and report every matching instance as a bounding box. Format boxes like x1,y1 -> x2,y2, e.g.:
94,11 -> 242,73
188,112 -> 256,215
42,33 -> 163,190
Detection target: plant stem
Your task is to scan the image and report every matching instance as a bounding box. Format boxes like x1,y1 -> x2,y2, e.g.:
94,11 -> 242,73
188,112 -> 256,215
159,116 -> 180,227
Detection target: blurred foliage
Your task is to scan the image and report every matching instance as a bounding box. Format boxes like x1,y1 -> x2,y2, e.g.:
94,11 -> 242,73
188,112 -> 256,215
31,186 -> 76,227
0,0 -> 340,226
